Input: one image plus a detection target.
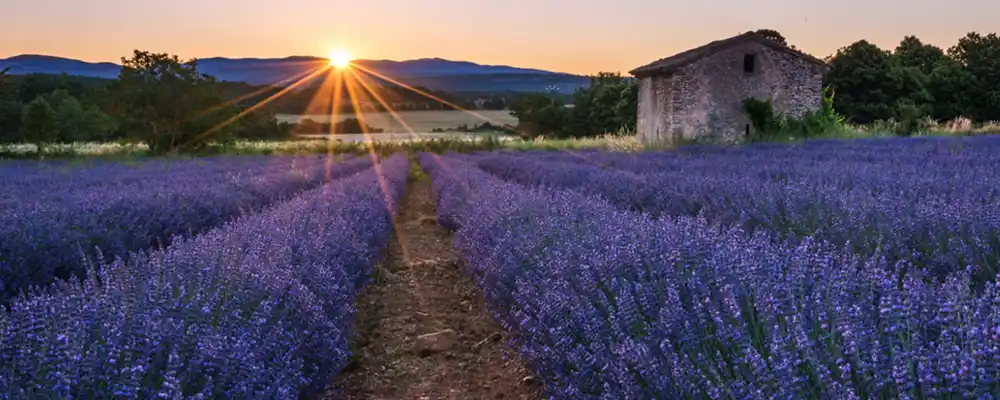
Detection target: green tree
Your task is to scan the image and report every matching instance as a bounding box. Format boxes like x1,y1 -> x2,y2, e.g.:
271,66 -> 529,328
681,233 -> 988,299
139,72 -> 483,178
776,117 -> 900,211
948,32 -> 1000,121
0,67 -> 17,141
825,40 -> 926,124
508,93 -> 569,138
36,89 -> 116,143
54,95 -> 89,143
0,101 -> 24,142
926,57 -> 976,121
0,67 -> 10,99
21,97 -> 59,156
613,80 -> 639,133
509,73 -> 638,138
564,73 -> 637,137
894,36 -> 947,76
111,50 -> 236,154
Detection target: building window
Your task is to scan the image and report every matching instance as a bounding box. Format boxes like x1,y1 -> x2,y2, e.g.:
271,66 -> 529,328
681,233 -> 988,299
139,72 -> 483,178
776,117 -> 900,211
743,54 -> 756,73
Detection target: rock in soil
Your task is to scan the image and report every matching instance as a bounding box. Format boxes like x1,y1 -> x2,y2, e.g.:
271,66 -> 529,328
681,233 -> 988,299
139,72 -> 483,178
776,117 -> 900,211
414,329 -> 460,356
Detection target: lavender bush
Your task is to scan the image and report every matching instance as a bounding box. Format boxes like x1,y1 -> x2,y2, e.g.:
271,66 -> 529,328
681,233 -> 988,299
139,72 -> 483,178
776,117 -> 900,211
474,136 -> 1000,282
0,153 -> 409,398
0,155 -> 371,301
421,152 -> 1000,399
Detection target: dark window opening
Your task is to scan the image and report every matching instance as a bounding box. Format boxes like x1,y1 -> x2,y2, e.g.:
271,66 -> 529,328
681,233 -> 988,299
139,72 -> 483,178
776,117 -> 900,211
745,123 -> 751,136
743,54 -> 756,73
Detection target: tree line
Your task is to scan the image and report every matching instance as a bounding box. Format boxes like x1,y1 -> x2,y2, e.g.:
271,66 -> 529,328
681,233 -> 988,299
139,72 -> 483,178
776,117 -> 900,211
826,32 -> 1000,125
508,72 -> 637,139
0,51 -> 297,155
0,50 -> 518,156
509,30 -> 1000,138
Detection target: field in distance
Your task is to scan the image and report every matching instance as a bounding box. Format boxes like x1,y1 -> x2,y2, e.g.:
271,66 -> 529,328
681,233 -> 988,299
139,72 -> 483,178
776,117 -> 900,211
277,110 -> 518,134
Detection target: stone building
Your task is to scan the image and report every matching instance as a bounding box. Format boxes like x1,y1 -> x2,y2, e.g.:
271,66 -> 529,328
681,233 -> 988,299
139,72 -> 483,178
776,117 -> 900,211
629,32 -> 829,144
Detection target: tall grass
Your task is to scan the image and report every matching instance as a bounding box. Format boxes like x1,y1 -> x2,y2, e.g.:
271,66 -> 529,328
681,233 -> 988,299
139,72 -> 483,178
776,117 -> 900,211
0,134 -> 645,160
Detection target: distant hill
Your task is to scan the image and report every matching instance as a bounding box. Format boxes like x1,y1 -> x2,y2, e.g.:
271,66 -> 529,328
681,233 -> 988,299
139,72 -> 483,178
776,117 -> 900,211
0,55 -> 589,93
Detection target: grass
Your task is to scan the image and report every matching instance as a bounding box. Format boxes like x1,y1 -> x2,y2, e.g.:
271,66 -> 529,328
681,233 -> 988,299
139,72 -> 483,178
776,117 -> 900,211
4,117 -> 997,162
0,134 -> 646,161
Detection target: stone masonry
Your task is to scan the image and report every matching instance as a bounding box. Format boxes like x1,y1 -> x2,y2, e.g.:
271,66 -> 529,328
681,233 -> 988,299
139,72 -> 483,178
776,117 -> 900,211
631,33 -> 828,144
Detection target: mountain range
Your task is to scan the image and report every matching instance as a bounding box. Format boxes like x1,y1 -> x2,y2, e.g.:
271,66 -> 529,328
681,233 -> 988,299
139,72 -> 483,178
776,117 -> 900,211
0,55 -> 589,93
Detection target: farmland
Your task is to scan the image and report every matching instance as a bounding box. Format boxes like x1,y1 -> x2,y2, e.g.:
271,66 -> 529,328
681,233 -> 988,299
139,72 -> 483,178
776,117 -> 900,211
277,110 -> 519,134
3,134 -> 1000,398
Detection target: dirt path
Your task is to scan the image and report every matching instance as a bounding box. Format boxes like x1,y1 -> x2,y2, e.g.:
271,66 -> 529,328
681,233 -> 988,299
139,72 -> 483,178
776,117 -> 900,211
332,173 -> 542,400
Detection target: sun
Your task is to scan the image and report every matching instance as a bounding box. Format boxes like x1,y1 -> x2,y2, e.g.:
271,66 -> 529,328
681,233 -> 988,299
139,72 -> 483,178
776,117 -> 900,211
328,49 -> 353,69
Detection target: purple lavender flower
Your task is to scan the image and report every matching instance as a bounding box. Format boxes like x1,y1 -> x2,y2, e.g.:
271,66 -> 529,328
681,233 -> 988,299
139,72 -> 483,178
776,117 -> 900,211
0,154 -> 409,397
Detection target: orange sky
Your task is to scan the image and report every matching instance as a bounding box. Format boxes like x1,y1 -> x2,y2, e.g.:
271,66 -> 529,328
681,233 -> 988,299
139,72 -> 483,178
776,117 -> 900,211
4,0 -> 997,75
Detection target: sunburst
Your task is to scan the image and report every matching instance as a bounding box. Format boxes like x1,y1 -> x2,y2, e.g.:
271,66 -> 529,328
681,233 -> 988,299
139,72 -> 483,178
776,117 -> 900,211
328,49 -> 353,69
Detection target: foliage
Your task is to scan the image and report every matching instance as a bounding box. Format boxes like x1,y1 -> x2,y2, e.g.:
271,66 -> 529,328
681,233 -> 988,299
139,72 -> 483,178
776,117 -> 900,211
43,89 -> 117,143
948,32 -> 1000,121
0,101 -> 23,141
230,110 -> 294,141
0,67 -> 10,100
750,28 -> 787,45
508,93 -> 569,137
509,72 -> 636,139
431,121 -> 516,134
333,117 -> 384,134
743,87 -> 847,141
20,97 -> 59,156
826,31 -> 1000,131
290,117 -> 385,135
111,50 -> 239,154
825,40 -> 911,123
894,35 -> 948,75
742,97 -> 780,136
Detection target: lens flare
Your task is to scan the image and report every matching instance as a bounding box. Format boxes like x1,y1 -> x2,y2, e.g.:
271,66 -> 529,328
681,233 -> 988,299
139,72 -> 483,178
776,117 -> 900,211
328,49 -> 353,69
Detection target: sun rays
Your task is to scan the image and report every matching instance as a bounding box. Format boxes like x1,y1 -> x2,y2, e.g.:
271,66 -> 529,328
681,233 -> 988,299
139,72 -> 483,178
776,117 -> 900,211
181,50 -> 522,210
190,51 -> 509,150
328,49 -> 353,69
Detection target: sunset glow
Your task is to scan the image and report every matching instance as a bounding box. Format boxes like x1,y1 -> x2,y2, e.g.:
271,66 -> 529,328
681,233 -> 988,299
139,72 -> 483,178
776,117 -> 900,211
328,49 -> 353,69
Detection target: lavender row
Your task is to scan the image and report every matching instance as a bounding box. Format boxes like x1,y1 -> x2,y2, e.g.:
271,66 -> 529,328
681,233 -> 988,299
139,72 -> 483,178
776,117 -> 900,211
420,153 -> 1000,399
0,155 -> 355,211
0,153 -> 409,398
474,144 -> 1000,282
0,155 -> 373,301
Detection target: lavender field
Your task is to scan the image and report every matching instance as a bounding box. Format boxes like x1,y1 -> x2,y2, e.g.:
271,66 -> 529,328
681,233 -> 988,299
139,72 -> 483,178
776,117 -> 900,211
0,154 -> 409,397
420,135 -> 1000,399
4,135 -> 1000,398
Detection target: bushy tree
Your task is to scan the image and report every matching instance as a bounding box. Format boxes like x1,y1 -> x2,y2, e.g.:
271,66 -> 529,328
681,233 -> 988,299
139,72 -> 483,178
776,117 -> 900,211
825,41 -> 899,123
894,36 -> 947,75
508,73 -> 638,138
508,93 -> 569,137
233,110 -> 293,141
21,97 -> 59,156
825,40 -> 929,125
0,67 -> 10,99
54,94 -> 87,142
0,67 -> 17,141
111,50 -> 237,154
948,32 -> 1000,121
926,57 -> 976,121
826,32 -> 999,128
0,101 -> 24,142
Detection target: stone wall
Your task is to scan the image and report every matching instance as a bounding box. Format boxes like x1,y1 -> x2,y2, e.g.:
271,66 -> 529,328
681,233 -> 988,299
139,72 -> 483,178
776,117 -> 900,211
636,41 -> 826,144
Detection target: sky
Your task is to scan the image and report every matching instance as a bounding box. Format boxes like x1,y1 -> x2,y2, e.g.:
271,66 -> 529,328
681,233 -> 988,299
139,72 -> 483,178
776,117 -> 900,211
3,0 -> 997,75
